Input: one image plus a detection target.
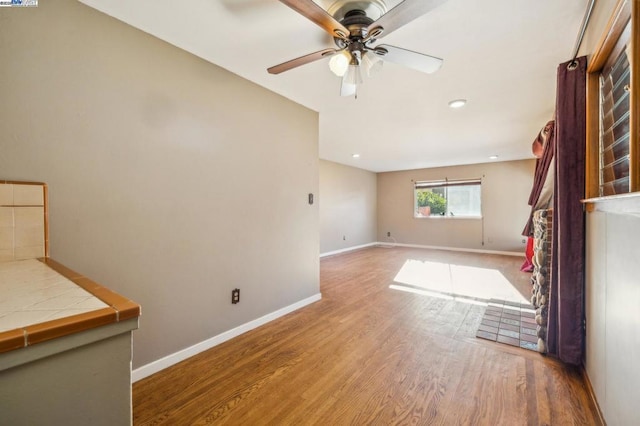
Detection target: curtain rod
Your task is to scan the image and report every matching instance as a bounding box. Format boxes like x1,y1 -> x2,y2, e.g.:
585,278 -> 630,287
569,0 -> 596,67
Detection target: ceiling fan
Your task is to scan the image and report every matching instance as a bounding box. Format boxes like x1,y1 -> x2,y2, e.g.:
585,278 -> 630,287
267,0 -> 447,97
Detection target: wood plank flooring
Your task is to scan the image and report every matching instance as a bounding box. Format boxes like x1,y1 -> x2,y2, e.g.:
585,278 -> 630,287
133,247 -> 601,425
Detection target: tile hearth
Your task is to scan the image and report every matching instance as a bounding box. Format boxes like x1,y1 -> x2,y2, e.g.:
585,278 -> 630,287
476,299 -> 538,351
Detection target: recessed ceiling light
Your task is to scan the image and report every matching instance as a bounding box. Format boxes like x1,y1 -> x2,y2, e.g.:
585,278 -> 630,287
448,99 -> 467,109
352,153 -> 360,158
489,155 -> 499,160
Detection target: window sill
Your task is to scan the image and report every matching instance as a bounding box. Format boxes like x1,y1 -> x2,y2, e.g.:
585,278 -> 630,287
582,192 -> 640,214
414,215 -> 483,220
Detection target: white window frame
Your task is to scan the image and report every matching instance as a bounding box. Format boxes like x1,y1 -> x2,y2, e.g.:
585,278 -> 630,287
413,178 -> 483,219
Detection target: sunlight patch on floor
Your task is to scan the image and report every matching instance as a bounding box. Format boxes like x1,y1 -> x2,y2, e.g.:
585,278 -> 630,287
392,259 -> 528,303
389,284 -> 488,306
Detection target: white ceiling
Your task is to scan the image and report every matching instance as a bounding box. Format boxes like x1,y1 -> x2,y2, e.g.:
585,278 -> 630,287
79,0 -> 587,172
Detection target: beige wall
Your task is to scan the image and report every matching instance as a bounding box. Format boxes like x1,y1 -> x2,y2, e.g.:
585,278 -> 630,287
0,0 -> 319,369
377,159 -> 535,253
319,160 -> 377,254
581,1 -> 640,424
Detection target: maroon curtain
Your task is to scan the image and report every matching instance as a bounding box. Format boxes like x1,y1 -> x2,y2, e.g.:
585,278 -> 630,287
522,121 -> 555,237
547,56 -> 586,365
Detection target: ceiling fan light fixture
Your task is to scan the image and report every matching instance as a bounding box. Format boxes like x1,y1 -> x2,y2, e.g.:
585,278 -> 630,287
340,80 -> 357,97
329,51 -> 350,77
362,51 -> 383,77
344,64 -> 364,85
448,99 -> 467,109
342,49 -> 363,85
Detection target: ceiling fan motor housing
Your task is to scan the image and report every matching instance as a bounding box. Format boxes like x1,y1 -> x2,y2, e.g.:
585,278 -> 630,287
329,0 -> 387,47
343,10 -> 373,37
327,0 -> 387,21
333,9 -> 375,49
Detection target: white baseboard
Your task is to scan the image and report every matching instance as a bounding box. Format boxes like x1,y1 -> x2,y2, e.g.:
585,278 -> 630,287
375,242 -> 523,257
320,242 -> 378,258
131,293 -> 322,382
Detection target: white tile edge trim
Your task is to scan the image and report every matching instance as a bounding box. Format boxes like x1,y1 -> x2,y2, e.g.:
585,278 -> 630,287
131,293 -> 322,382
381,242 -> 523,257
319,242 -> 378,258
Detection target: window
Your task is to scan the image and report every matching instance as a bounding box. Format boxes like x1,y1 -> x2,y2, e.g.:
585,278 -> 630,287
598,26 -> 631,195
586,0 -> 639,198
414,179 -> 482,218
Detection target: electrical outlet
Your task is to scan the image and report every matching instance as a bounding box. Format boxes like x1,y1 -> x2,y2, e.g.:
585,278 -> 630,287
521,239 -> 527,244
387,231 -> 391,237
232,288 -> 240,304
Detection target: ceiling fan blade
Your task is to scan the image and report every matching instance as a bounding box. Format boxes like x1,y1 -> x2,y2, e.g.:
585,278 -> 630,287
373,44 -> 443,74
268,48 -> 339,74
366,0 -> 448,39
278,0 -> 350,40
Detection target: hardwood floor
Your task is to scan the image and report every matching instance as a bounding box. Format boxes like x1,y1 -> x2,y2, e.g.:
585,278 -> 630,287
133,247 -> 601,425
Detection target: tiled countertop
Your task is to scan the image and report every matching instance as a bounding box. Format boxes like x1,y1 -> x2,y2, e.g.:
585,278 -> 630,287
0,258 -> 140,353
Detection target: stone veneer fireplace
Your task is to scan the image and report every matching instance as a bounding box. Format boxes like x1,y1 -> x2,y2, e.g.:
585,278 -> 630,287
531,208 -> 553,353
